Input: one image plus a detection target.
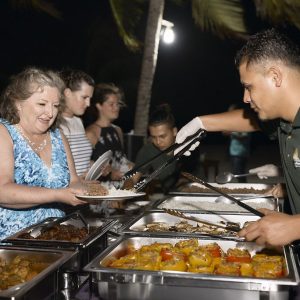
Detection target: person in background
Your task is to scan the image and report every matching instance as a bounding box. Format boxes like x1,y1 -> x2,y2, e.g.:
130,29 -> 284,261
225,104 -> 251,182
85,83 -> 133,188
133,103 -> 202,193
133,104 -> 179,193
175,28 -> 300,247
0,67 -> 87,240
59,69 -> 94,178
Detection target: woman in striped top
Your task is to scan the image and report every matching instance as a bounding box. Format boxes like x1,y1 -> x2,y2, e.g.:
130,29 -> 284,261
60,69 -> 95,177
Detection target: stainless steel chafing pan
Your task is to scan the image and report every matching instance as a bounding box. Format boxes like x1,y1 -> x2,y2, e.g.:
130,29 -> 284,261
170,182 -> 273,196
152,195 -> 278,214
0,246 -> 75,300
121,211 -> 260,239
4,212 -> 115,272
4,212 -> 114,248
84,235 -> 300,300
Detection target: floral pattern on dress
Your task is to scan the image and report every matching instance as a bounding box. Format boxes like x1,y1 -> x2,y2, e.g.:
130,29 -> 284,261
0,120 -> 70,240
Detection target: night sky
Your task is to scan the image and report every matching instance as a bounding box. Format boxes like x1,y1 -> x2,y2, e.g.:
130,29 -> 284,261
0,1 -> 295,145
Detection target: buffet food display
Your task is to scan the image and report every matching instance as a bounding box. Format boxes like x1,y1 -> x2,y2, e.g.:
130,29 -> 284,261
0,182 -> 298,300
3,212 -> 115,299
122,211 -> 259,238
84,235 -> 299,300
153,195 -> 278,213
4,212 -> 113,250
172,182 -> 272,196
0,247 -> 75,299
106,238 -> 284,278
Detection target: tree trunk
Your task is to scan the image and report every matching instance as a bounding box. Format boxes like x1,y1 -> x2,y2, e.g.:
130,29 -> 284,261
134,0 -> 164,136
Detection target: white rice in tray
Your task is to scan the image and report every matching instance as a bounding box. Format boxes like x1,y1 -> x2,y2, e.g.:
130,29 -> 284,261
158,199 -> 275,212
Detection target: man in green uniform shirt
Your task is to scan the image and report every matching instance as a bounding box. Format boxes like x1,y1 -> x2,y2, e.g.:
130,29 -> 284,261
175,28 -> 300,247
133,104 -> 180,193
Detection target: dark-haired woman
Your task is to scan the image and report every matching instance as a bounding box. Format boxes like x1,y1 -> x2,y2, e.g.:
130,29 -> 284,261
60,69 -> 94,177
85,83 -> 133,188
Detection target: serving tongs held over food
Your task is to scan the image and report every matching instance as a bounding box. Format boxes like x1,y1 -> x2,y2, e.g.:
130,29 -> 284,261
163,208 -> 241,232
122,128 -> 206,181
182,172 -> 265,217
132,130 -> 207,192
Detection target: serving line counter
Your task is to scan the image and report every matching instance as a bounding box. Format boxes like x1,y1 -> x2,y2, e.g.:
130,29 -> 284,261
82,183 -> 297,300
0,182 -> 295,300
84,235 -> 300,300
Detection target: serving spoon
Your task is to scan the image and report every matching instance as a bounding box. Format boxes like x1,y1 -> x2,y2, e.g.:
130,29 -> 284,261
215,171 -> 253,184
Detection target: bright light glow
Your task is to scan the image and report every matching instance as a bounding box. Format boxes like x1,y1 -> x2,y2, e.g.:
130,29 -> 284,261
162,27 -> 175,44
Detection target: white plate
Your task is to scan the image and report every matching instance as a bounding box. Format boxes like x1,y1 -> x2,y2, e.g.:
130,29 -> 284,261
76,192 -> 146,202
85,150 -> 112,181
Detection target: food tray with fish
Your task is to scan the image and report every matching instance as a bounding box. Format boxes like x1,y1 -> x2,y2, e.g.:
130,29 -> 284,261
152,195 -> 278,214
121,211 -> 260,239
171,182 -> 273,196
84,235 -> 300,300
0,246 -> 75,299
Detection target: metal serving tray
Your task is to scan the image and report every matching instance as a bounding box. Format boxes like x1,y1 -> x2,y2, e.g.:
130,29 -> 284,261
0,246 -> 75,300
4,212 -> 115,272
121,211 -> 259,239
152,195 -> 278,214
84,235 -> 300,300
5,211 -> 113,249
171,182 -> 272,196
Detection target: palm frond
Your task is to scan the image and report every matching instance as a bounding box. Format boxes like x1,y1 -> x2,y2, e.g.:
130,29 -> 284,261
109,0 -> 144,52
191,0 -> 248,39
10,0 -> 62,19
254,0 -> 300,30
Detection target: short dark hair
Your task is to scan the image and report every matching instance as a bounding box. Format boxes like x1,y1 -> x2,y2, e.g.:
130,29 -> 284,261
60,68 -> 95,91
235,28 -> 300,70
149,103 -> 175,129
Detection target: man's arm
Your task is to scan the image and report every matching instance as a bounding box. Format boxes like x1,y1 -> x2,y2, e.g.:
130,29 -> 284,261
200,109 -> 260,132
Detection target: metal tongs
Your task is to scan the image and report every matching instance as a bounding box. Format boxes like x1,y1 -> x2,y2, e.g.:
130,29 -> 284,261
163,208 -> 241,232
122,128 -> 206,181
182,172 -> 264,217
127,129 -> 207,192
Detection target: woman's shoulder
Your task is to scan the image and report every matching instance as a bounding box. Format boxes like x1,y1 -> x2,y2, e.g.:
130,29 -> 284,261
0,119 -> 16,138
111,124 -> 123,135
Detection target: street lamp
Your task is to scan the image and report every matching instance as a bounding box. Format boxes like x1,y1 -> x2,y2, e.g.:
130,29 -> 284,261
161,19 -> 175,44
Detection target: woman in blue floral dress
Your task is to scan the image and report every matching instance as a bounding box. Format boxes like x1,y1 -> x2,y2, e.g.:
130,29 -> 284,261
0,68 -> 87,240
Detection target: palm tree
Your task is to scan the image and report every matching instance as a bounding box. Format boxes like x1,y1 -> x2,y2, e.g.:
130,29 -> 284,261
134,0 -> 164,135
14,0 -> 300,136
111,0 -> 300,136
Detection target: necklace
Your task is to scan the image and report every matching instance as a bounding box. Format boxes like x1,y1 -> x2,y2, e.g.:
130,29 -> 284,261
16,124 -> 49,153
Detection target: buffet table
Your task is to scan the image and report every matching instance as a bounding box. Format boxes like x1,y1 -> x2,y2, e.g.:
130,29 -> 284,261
0,183 -> 299,300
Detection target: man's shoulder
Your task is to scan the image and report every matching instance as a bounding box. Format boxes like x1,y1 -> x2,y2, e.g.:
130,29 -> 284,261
135,143 -> 159,164
138,142 -> 158,154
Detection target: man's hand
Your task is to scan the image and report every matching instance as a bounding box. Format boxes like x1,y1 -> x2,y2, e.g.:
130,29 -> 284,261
268,183 -> 286,198
238,209 -> 300,246
174,117 -> 205,156
249,164 -> 280,179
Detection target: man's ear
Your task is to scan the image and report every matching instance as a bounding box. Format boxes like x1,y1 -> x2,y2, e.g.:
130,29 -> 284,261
173,127 -> 178,136
96,103 -> 102,112
268,66 -> 282,87
64,88 -> 72,97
